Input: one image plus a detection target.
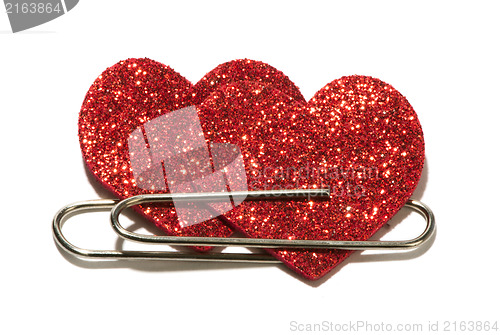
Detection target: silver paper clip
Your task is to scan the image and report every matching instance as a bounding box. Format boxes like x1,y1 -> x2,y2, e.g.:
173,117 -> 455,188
53,189 -> 435,263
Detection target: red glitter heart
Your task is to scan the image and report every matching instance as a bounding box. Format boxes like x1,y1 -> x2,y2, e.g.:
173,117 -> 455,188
79,58 -> 302,242
196,79 -> 424,279
79,58 -> 424,280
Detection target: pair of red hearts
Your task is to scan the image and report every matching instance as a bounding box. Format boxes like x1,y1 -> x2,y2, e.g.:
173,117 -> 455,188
79,58 -> 425,280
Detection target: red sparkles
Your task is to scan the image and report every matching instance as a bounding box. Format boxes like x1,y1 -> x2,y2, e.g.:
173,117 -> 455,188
79,58 -> 424,279
198,78 -> 424,279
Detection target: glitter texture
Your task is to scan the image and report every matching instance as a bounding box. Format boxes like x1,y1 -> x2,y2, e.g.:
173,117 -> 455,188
79,58 -> 231,241
192,59 -> 305,104
198,77 -> 424,280
79,58 -> 424,279
79,58 -> 303,244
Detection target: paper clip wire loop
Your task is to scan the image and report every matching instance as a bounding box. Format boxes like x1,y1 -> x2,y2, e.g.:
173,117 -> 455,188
53,189 -> 435,262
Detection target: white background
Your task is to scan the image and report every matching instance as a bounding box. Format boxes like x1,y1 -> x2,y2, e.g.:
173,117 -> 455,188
1,1 -> 499,334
